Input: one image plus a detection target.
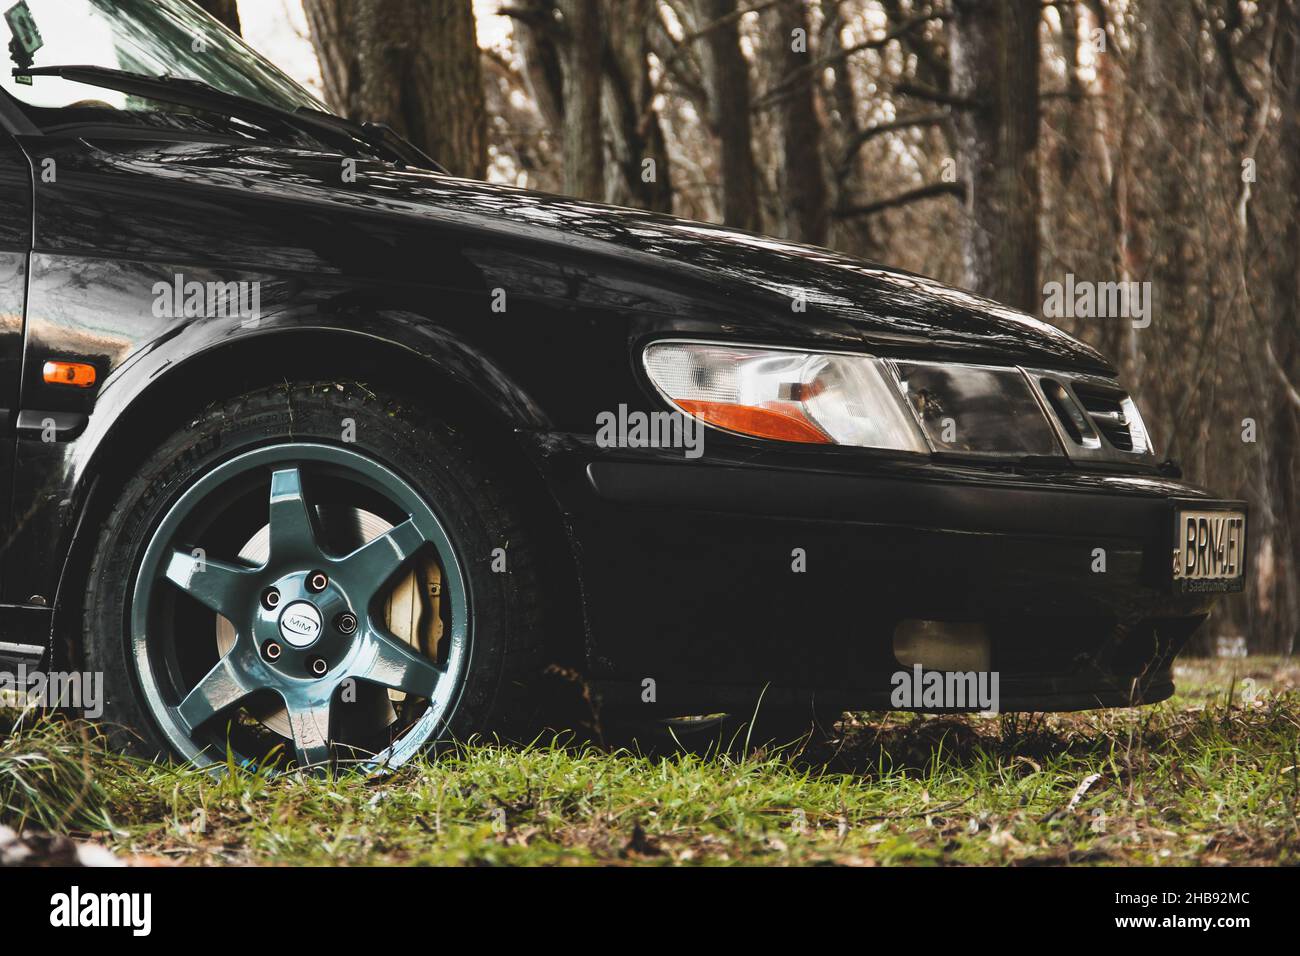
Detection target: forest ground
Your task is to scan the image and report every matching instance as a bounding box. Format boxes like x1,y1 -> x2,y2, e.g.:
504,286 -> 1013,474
3,657 -> 1297,866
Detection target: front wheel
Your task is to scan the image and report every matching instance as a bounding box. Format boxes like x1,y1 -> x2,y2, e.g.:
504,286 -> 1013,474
84,384 -> 546,772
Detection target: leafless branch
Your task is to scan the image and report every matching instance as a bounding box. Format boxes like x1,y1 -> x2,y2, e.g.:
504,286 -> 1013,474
839,111 -> 949,170
894,81 -> 979,110
756,9 -> 948,109
636,0 -> 784,137
834,180 -> 965,218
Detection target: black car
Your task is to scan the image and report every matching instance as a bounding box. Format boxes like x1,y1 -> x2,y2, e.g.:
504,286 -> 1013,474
0,0 -> 1246,770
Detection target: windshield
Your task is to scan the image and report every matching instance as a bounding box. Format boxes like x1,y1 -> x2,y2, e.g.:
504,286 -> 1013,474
2,0 -> 322,115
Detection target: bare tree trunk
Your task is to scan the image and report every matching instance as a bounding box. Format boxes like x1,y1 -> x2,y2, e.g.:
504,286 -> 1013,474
1131,1 -> 1205,450
950,0 -> 1041,311
302,0 -> 356,116
765,0 -> 829,244
1104,69 -> 1137,376
697,0 -> 763,231
509,0 -> 565,131
303,0 -> 487,179
1268,0 -> 1300,653
1056,0 -> 1084,187
192,0 -> 241,34
820,0 -> 882,258
426,0 -> 488,179
558,0 -> 605,199
603,0 -> 673,211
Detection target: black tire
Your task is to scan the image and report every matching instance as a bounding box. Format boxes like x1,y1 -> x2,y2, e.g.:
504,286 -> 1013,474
83,382 -> 548,765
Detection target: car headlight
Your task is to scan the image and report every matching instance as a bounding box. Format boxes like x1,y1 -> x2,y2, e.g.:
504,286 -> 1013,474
642,342 -> 1154,463
642,342 -> 928,451
890,360 -> 1062,457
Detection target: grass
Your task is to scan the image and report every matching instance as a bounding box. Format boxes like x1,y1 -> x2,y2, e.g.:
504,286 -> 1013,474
2,656 -> 1298,865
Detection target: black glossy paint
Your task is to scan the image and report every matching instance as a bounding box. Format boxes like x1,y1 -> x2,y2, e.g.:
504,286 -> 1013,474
0,123 -> 1237,709
3,136 -> 1113,599
0,132 -> 30,598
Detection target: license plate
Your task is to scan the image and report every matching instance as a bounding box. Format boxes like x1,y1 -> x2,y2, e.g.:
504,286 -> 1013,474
1172,506 -> 1246,592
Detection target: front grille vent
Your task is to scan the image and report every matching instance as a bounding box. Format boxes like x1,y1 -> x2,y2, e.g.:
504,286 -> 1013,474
1072,384 -> 1133,452
1024,369 -> 1155,465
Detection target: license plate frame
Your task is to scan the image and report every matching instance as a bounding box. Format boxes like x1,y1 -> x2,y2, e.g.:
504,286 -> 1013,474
1169,499 -> 1247,594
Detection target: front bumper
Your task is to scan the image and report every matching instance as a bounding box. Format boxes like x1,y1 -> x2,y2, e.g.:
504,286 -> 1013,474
527,436 -> 1240,715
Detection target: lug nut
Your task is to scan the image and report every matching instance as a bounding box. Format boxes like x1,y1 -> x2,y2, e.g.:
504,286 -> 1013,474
336,612 -> 358,635
309,657 -> 328,676
263,641 -> 282,661
307,571 -> 329,593
261,587 -> 281,610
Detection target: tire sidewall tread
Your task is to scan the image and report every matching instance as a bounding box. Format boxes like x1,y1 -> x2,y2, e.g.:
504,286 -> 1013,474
83,382 -> 547,762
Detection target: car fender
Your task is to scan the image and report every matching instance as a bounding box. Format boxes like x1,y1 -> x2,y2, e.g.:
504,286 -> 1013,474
23,302 -> 554,648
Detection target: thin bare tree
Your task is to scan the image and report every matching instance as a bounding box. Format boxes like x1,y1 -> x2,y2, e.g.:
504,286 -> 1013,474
949,0 -> 1041,311
302,0 -> 487,179
557,0 -> 606,199
764,0 -> 829,244
697,0 -> 763,230
604,0 -> 674,210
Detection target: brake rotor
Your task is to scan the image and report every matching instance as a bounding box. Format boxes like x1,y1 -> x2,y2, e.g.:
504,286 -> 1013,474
214,506 -> 443,740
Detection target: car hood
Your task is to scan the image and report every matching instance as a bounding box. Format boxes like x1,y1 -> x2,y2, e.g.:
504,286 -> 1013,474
104,142 -> 1114,374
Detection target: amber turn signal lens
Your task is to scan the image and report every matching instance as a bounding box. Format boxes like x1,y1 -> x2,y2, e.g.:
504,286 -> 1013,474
677,400 -> 831,444
42,361 -> 97,388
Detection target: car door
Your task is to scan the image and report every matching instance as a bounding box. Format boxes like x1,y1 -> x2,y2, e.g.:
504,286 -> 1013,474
0,127 -> 32,607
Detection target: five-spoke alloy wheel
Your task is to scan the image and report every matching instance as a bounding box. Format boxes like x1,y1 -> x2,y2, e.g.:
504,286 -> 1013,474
84,384 -> 545,773
134,444 -> 467,771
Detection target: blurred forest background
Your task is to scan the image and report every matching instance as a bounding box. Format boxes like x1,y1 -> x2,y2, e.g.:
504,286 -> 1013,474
196,0 -> 1298,655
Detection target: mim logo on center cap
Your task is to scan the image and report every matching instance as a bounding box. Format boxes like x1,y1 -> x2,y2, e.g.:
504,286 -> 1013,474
279,601 -> 322,647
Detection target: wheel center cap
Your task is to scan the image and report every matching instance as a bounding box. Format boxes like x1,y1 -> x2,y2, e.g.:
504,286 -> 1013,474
278,601 -> 323,648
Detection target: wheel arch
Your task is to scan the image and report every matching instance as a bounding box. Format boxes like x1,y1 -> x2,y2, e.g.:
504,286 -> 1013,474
51,326 -> 586,672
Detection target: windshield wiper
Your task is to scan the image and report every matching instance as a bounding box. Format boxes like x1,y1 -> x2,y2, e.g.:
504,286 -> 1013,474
291,108 -> 446,174
16,64 -> 323,142
12,64 -> 444,171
